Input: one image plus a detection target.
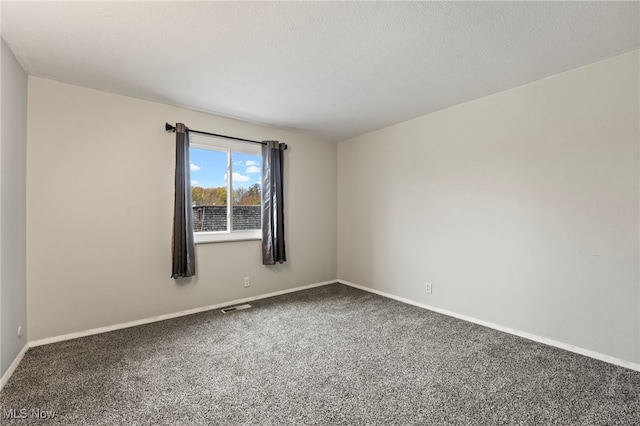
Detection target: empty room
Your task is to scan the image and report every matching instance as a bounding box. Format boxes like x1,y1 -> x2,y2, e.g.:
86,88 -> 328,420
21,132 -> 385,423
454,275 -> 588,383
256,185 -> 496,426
1,2 -> 639,425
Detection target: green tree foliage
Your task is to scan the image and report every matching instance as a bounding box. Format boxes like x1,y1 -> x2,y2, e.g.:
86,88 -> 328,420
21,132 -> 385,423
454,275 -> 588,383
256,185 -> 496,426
233,183 -> 261,205
192,183 -> 261,206
192,186 -> 227,206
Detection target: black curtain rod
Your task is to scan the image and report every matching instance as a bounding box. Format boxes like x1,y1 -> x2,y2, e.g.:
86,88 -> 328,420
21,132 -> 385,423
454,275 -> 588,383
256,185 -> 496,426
165,123 -> 287,149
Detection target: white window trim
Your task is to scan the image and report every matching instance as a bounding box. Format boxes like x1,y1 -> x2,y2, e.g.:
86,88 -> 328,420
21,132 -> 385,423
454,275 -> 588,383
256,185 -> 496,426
194,229 -> 261,244
190,134 -> 262,244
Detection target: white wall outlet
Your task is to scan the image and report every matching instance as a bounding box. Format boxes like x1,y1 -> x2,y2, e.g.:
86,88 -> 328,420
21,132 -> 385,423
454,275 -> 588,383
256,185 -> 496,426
17,326 -> 22,338
425,283 -> 432,294
244,277 -> 251,288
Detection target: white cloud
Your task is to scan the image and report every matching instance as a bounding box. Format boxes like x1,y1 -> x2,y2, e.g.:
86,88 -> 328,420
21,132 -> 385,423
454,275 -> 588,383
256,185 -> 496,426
245,160 -> 258,166
223,172 -> 251,182
245,165 -> 261,174
232,172 -> 250,182
191,180 -> 199,186
190,162 -> 200,172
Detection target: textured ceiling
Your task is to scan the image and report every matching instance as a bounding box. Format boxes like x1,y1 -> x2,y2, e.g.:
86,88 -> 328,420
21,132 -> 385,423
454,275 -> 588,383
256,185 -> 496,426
2,1 -> 639,142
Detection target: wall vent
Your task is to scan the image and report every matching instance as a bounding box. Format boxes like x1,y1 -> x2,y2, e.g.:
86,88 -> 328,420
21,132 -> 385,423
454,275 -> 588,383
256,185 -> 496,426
221,304 -> 252,313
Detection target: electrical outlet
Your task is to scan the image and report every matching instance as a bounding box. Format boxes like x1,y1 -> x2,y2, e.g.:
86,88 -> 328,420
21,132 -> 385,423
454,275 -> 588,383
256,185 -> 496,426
244,277 -> 251,288
425,283 -> 432,294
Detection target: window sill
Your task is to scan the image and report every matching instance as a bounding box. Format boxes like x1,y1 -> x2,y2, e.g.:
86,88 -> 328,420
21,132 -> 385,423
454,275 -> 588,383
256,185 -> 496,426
194,230 -> 261,244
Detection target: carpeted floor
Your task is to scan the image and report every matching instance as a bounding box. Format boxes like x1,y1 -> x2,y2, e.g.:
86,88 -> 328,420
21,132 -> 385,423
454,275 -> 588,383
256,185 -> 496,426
1,283 -> 639,425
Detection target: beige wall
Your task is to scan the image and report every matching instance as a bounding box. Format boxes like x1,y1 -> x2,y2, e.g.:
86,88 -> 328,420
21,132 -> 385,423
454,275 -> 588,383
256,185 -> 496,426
27,77 -> 337,340
1,40 -> 28,378
338,51 -> 639,364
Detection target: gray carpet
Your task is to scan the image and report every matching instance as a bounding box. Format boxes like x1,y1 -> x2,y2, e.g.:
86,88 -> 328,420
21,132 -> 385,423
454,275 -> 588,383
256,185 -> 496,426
1,283 -> 639,425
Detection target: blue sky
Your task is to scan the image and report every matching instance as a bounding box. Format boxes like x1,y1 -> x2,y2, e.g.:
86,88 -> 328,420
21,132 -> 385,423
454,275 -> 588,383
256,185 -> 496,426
189,148 -> 261,189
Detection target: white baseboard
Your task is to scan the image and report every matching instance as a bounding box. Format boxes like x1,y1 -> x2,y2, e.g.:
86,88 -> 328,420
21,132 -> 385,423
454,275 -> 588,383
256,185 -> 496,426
30,280 -> 336,348
338,279 -> 640,372
0,343 -> 29,392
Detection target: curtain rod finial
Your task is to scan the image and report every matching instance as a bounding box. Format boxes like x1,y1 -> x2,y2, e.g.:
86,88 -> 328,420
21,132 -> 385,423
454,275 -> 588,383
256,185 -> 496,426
165,123 -> 175,133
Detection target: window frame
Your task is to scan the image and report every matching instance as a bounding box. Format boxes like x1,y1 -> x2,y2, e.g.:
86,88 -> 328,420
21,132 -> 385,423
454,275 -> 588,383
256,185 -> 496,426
189,134 -> 262,244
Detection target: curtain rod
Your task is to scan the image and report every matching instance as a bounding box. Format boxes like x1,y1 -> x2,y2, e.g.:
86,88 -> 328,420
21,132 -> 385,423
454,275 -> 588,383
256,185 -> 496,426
165,123 -> 287,149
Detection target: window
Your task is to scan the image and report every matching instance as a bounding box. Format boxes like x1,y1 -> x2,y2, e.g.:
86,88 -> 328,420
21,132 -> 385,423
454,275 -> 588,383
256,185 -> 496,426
189,134 -> 262,243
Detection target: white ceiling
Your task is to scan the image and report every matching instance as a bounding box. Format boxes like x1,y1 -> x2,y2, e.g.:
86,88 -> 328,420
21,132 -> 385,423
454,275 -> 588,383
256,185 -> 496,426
2,1 -> 638,142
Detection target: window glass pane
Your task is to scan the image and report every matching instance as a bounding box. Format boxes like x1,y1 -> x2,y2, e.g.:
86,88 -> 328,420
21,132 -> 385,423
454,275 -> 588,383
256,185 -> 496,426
190,147 -> 228,232
231,152 -> 262,231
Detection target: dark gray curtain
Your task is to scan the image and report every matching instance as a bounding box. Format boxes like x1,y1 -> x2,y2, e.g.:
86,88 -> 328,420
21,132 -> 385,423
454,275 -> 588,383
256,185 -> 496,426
262,141 -> 286,265
171,123 -> 196,278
